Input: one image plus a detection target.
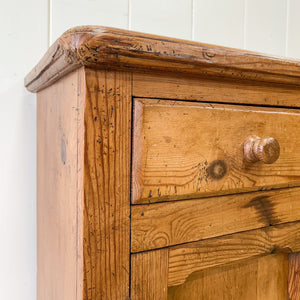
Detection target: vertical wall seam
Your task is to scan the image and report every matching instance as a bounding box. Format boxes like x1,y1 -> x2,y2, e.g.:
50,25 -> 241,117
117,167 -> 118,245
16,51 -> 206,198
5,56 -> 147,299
48,0 -> 52,46
47,0 -> 50,47
285,0 -> 290,57
128,0 -> 132,30
191,0 -> 195,40
243,0 -> 247,49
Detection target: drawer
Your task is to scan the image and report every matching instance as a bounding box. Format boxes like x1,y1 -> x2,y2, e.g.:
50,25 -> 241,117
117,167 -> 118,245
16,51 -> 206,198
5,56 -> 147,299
131,98 -> 300,204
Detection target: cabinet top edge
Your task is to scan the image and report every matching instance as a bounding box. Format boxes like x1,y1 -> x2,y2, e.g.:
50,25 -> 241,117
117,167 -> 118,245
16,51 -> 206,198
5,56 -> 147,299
25,25 -> 300,92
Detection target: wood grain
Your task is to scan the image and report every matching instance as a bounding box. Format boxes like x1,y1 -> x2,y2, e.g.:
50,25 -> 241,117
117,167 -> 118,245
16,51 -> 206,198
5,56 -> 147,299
168,253 -> 289,300
168,221 -> 300,286
83,68 -> 131,299
25,26 -> 300,93
131,187 -> 300,252
131,99 -> 300,204
30,26 -> 300,299
37,69 -> 85,300
257,254 -> 289,300
131,249 -> 169,300
133,71 -> 300,108
289,252 -> 300,299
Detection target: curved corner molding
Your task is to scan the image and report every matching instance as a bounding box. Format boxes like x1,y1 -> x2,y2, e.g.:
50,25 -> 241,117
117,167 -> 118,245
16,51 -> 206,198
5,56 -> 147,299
25,26 -> 300,92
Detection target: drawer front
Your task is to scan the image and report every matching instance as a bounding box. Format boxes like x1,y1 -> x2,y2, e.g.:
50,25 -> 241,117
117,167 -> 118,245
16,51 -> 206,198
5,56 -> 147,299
131,98 -> 300,204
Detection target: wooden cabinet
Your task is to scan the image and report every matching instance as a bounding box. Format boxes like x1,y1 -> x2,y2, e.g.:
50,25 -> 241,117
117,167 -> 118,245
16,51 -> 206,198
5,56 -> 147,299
25,26 -> 300,299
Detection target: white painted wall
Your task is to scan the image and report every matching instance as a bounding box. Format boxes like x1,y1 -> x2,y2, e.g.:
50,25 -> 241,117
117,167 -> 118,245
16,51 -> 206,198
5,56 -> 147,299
1,0 -> 300,299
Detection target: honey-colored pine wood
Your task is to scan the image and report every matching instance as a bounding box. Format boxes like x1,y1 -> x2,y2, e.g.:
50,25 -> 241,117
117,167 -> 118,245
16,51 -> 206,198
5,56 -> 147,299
132,71 -> 300,108
132,99 -> 300,204
256,254 -> 289,300
131,223 -> 298,298
37,69 -> 85,300
168,221 -> 300,286
289,252 -> 300,299
25,26 -> 300,93
131,187 -> 300,252
168,253 -> 289,300
27,26 -> 300,299
36,67 -> 132,300
131,249 -> 169,300
83,68 -> 131,299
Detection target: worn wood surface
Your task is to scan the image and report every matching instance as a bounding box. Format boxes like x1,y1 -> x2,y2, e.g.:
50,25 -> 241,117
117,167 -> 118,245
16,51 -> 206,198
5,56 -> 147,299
131,223 -> 299,298
289,252 -> 300,299
132,99 -> 300,204
168,221 -> 300,286
37,69 -> 85,300
25,26 -> 300,92
168,253 -> 289,300
131,187 -> 300,252
30,27 -> 300,299
83,68 -> 132,299
133,71 -> 300,108
131,249 -> 168,300
256,254 -> 289,300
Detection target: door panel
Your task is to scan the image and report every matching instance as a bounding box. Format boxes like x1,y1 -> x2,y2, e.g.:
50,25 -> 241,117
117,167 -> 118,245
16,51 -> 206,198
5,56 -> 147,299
131,222 -> 300,299
168,254 -> 289,300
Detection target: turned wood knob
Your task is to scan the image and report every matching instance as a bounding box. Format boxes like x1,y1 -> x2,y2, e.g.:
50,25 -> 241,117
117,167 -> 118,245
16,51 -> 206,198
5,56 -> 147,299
243,136 -> 280,164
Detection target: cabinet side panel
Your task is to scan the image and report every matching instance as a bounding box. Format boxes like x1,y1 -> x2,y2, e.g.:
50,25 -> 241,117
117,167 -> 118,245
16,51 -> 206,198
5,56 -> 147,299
37,68 -> 85,300
83,69 -> 132,299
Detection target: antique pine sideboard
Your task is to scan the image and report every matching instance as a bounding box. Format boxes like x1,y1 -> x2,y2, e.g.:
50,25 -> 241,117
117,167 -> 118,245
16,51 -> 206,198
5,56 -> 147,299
25,26 -> 300,299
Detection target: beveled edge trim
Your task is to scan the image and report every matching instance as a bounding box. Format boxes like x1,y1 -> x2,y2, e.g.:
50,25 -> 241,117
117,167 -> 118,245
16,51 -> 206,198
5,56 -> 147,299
25,26 -> 300,92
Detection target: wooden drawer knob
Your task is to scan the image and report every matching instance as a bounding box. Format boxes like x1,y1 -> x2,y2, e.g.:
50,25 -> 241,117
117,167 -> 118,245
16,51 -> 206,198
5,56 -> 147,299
243,136 -> 280,164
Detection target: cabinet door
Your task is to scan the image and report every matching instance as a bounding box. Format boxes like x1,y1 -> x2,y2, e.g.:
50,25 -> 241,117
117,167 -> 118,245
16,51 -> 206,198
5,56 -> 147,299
131,222 -> 300,300
168,254 -> 288,300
